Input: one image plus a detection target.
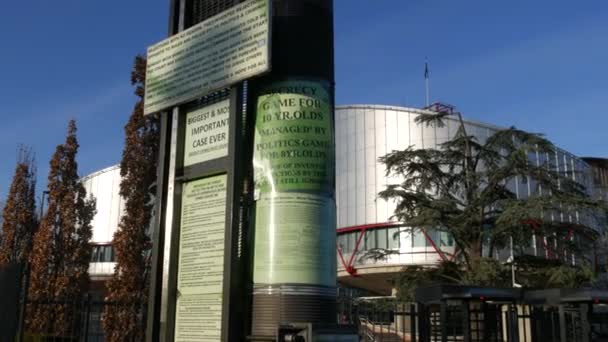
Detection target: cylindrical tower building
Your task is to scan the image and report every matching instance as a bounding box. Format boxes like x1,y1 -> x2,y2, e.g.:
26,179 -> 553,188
335,104 -> 605,295
81,165 -> 125,295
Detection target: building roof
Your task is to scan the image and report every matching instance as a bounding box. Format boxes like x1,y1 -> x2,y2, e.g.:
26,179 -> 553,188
80,164 -> 120,183
336,104 -> 506,132
582,157 -> 608,170
336,103 -> 591,169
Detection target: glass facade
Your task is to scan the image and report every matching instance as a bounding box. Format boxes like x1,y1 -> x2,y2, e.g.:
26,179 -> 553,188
91,244 -> 116,263
336,105 -> 607,273
81,165 -> 125,280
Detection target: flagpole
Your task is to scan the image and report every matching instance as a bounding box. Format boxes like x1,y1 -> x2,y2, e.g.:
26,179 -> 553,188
425,75 -> 430,107
425,58 -> 430,107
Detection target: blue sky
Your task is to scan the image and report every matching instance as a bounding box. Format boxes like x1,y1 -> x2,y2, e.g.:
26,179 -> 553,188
0,0 -> 606,199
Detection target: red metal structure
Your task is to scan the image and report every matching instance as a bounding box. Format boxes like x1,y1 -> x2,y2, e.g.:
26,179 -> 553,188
337,223 -> 458,276
337,219 -> 581,277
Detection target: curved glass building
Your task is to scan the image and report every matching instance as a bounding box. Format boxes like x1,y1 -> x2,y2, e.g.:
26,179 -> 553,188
335,104 -> 608,295
81,165 -> 124,290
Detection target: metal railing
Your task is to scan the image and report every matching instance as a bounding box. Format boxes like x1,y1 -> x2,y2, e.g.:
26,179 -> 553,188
20,296 -> 142,342
338,297 -> 419,342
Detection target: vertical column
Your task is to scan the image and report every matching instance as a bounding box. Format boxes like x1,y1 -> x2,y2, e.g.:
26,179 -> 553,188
462,302 -> 471,342
558,304 -> 567,342
147,1 -> 249,341
440,300 -> 448,342
249,0 -> 336,337
580,303 -> 591,342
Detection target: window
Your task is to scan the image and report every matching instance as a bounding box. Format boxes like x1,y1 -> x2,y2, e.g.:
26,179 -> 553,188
338,235 -> 347,252
376,229 -> 388,250
91,244 -> 115,263
365,230 -> 377,250
426,228 -> 454,247
347,232 -> 357,253
413,230 -> 427,247
387,227 -> 400,249
439,231 -> 454,247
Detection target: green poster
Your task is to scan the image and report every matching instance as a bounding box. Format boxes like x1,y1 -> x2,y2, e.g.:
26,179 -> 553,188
253,80 -> 334,196
144,0 -> 270,114
184,99 -> 230,167
175,175 -> 227,342
252,80 -> 336,287
253,193 -> 336,286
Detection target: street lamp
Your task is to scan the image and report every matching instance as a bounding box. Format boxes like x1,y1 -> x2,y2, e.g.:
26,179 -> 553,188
508,237 -> 523,288
39,190 -> 49,220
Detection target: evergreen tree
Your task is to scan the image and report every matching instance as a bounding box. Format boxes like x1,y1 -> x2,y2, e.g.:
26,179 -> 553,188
0,146 -> 37,266
27,120 -> 96,336
379,111 -> 606,289
102,56 -> 160,342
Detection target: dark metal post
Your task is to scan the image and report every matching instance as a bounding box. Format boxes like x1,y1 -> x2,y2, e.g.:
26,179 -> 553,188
207,84 -> 248,342
144,0 -> 181,339
418,303 -> 427,342
410,304 -> 417,342
462,301 -> 470,342
440,300 -> 448,342
530,307 -> 541,342
580,303 -> 590,342
558,305 -> 566,342
83,294 -> 91,342
509,304 -> 520,342
145,112 -> 170,342
481,301 -> 489,341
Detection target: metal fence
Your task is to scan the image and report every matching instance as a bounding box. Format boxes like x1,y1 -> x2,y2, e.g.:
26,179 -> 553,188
338,296 -> 608,342
0,263 -> 22,341
338,297 -> 420,342
346,300 -> 516,342
528,304 -> 608,342
20,297 -> 141,342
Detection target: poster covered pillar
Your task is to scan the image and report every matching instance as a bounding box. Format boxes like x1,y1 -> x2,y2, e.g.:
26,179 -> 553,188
251,81 -> 336,336
249,0 -> 336,337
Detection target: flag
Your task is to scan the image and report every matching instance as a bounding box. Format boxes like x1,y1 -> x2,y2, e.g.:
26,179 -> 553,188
424,60 -> 429,79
